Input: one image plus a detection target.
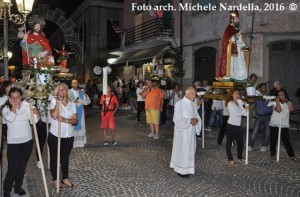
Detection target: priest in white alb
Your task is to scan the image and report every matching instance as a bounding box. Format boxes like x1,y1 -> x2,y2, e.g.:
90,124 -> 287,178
170,86 -> 202,178
69,79 -> 91,148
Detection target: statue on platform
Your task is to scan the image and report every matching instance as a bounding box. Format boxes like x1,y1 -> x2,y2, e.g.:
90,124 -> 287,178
20,15 -> 53,66
215,10 -> 249,81
54,43 -> 73,68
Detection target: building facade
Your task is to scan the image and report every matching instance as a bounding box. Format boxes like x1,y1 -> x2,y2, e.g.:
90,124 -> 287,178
182,0 -> 300,107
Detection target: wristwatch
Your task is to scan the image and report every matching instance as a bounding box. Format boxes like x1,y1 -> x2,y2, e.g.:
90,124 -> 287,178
66,119 -> 69,123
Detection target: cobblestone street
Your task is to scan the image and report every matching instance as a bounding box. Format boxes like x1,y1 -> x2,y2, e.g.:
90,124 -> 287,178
2,107 -> 300,197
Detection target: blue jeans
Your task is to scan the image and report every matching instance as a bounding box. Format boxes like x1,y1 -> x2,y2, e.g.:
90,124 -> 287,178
250,115 -> 271,147
208,109 -> 223,128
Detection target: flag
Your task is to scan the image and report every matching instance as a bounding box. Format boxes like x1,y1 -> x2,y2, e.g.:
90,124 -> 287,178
109,18 -> 123,34
146,0 -> 156,17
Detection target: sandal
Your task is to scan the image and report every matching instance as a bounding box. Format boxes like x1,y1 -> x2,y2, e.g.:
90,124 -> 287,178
53,181 -> 63,191
290,156 -> 298,161
61,179 -> 74,188
228,160 -> 238,166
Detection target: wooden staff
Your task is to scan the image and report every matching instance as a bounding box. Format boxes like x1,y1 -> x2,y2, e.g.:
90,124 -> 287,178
29,101 -> 49,197
46,113 -> 50,169
277,111 -> 282,162
245,107 -> 250,164
202,101 -> 205,149
0,115 -> 2,195
56,100 -> 62,193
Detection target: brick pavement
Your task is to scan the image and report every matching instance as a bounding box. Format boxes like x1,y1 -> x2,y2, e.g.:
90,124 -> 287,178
1,107 -> 300,197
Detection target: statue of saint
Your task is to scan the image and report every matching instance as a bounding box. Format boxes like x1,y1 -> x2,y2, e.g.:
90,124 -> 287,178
215,10 -> 249,81
54,43 -> 73,68
20,15 -> 52,65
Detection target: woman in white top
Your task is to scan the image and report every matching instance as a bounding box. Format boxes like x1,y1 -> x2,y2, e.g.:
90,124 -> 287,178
2,87 -> 39,197
136,81 -> 145,124
269,90 -> 297,161
48,83 -> 77,190
225,89 -> 249,165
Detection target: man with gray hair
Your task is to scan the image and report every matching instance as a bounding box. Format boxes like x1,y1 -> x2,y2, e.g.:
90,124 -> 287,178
170,86 -> 202,178
270,81 -> 289,101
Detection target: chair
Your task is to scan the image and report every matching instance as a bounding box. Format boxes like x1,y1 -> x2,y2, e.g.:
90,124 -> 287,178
290,110 -> 300,134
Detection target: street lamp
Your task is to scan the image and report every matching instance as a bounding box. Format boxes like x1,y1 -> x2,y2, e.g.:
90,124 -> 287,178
0,0 -> 34,80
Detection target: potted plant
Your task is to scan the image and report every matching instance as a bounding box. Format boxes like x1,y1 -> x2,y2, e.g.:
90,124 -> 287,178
243,77 -> 258,96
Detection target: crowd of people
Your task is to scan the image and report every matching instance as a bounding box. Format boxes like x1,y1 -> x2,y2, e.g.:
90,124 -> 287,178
0,75 -> 299,196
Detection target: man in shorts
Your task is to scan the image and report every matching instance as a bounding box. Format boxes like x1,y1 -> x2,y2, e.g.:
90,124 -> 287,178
100,85 -> 119,146
141,79 -> 164,140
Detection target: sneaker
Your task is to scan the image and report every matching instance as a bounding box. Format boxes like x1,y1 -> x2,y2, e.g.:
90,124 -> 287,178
36,161 -> 42,169
153,134 -> 159,140
260,146 -> 268,152
112,141 -> 118,146
147,133 -> 154,138
103,141 -> 109,146
205,127 -> 212,132
248,146 -> 253,151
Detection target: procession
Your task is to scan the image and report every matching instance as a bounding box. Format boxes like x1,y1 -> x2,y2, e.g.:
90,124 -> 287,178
0,0 -> 300,196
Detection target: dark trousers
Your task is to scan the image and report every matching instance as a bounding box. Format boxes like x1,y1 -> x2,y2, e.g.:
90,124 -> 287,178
218,115 -> 229,144
36,121 -> 49,161
4,140 -> 33,193
159,99 -> 168,126
226,123 -> 244,161
269,126 -> 295,157
137,101 -> 145,122
48,132 -> 74,180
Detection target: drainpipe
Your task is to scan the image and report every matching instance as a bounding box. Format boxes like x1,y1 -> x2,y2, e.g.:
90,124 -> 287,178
180,0 -> 183,56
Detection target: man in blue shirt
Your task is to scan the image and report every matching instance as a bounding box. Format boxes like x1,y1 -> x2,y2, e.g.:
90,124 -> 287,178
249,83 -> 273,151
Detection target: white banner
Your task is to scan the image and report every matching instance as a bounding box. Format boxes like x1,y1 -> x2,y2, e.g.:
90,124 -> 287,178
103,67 -> 107,95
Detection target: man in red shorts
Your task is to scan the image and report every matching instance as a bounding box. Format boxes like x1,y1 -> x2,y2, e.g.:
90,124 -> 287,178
100,85 -> 119,146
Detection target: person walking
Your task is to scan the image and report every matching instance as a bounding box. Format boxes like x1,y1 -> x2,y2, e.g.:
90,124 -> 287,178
69,79 -> 91,148
48,83 -> 77,190
269,90 -> 297,161
2,87 -> 39,197
225,89 -> 249,165
170,87 -> 201,178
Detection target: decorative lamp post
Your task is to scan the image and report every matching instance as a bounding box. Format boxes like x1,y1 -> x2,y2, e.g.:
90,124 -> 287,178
0,0 -> 34,80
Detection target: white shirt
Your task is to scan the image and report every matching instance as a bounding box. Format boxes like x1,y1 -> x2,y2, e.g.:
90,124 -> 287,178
2,101 -> 33,144
269,102 -> 290,128
169,90 -> 182,106
212,100 -> 224,110
222,100 -> 229,116
136,87 -> 145,102
49,99 -> 77,138
227,100 -> 247,126
0,95 -> 8,124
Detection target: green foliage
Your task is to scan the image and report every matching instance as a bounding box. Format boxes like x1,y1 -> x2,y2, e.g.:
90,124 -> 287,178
243,77 -> 258,88
163,44 -> 185,80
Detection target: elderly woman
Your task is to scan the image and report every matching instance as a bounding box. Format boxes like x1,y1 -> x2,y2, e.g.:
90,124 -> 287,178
2,87 -> 39,197
48,83 -> 77,190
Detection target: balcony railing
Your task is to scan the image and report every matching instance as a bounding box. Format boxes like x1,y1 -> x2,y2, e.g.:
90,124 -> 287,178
111,18 -> 174,49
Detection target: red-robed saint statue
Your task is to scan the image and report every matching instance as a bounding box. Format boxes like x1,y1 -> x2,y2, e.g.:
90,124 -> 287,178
215,10 -> 249,81
20,15 -> 52,65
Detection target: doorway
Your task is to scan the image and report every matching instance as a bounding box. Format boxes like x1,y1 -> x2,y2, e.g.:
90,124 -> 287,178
194,47 -> 216,85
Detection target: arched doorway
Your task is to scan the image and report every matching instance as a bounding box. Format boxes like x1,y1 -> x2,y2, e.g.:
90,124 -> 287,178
194,47 -> 216,85
269,40 -> 300,108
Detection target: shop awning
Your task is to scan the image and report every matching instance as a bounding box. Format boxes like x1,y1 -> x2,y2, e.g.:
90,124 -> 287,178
110,44 -> 169,65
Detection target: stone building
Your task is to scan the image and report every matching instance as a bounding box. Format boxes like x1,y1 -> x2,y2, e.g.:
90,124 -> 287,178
182,0 -> 300,107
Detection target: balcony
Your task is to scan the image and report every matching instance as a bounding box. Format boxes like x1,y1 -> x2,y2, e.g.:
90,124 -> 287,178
112,18 -> 174,49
